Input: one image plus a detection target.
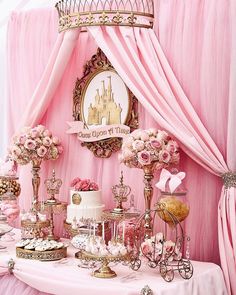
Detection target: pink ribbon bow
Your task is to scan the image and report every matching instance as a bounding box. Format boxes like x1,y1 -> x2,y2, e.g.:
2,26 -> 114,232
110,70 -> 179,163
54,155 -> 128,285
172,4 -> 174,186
155,169 -> 186,193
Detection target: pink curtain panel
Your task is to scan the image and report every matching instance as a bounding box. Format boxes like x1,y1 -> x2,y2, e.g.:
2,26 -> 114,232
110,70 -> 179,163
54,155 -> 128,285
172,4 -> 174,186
6,2 -> 236,294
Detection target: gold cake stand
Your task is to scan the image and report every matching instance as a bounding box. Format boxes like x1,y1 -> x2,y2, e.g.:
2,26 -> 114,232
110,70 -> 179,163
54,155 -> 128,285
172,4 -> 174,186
16,246 -> 67,261
75,250 -> 131,278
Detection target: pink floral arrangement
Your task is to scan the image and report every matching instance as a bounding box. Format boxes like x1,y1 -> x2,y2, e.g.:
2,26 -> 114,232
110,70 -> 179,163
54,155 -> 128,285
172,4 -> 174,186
141,232 -> 182,261
70,177 -> 99,191
8,125 -> 63,165
119,128 -> 179,169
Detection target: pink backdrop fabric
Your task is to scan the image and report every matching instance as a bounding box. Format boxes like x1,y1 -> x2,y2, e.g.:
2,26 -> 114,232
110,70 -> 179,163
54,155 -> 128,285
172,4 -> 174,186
5,2 -> 236,293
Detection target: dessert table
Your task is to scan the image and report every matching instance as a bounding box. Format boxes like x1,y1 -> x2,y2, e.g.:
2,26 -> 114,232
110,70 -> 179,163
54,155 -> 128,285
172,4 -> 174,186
0,230 -> 228,295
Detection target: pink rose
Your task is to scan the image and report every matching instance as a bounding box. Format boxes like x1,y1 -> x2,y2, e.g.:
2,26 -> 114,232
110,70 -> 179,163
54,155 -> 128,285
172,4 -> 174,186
166,140 -> 178,154
131,129 -> 142,140
19,135 -> 27,145
11,145 -> 21,156
159,150 -> 171,163
24,139 -> 36,150
52,136 -> 60,145
70,177 -> 81,187
80,179 -> 91,191
30,128 -> 39,138
36,125 -> 46,134
156,130 -> 168,142
150,139 -> 162,150
147,128 -> 157,136
122,136 -> 134,148
74,182 -> 82,190
132,140 -> 145,151
42,136 -> 52,147
164,240 -> 175,253
141,243 -> 153,255
122,149 -> 134,161
171,152 -> 180,164
139,131 -> 150,142
37,146 -> 47,158
137,151 -> 151,166
74,179 -> 90,191
89,182 -> 99,191
43,130 -> 52,137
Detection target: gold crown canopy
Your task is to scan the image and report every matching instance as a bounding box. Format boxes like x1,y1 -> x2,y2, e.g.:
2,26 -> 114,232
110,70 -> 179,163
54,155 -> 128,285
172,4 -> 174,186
55,0 -> 154,32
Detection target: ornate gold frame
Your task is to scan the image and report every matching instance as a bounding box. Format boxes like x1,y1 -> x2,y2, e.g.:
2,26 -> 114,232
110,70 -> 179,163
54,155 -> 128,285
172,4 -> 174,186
72,48 -> 138,158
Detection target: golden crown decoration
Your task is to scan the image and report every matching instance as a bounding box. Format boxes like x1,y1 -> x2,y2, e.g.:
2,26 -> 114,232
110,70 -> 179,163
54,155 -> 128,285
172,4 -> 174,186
55,0 -> 154,32
111,171 -> 131,214
44,170 -> 62,204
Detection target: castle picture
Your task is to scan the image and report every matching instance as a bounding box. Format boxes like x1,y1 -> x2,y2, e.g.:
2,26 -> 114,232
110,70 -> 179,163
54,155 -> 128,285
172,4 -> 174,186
87,76 -> 123,126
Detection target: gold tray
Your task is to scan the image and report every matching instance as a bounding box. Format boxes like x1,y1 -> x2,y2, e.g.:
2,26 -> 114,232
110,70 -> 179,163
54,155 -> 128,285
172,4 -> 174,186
21,220 -> 50,229
102,210 -> 140,221
16,247 -> 67,261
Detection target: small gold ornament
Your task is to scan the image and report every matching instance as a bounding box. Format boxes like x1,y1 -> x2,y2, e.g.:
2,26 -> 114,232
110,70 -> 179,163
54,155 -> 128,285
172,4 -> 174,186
72,193 -> 82,205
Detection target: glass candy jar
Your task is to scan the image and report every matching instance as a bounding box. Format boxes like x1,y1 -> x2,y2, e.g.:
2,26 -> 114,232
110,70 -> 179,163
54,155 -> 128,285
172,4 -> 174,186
0,176 -> 21,198
0,176 -> 20,230
157,176 -> 190,226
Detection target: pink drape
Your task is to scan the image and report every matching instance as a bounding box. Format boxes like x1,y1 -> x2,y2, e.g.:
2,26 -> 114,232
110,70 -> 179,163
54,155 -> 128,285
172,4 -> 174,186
7,8 -> 155,239
6,3 -> 236,293
88,25 -> 235,295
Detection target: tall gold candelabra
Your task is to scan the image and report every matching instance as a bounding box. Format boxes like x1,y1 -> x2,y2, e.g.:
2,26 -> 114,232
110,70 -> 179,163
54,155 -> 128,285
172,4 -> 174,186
31,159 -> 42,215
143,163 -> 156,239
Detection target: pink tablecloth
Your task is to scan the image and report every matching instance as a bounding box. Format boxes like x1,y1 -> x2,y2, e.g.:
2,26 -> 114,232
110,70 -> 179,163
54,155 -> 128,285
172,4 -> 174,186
0,230 -> 228,295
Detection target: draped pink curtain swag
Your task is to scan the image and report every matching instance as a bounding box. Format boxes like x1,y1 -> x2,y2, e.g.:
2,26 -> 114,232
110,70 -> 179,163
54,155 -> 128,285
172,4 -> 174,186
6,5 -> 236,294
88,26 -> 236,295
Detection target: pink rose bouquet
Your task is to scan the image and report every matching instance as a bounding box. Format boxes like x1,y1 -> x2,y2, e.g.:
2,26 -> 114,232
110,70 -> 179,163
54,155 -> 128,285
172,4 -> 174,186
8,125 -> 63,165
70,178 -> 99,191
140,232 -> 181,261
119,128 -> 179,169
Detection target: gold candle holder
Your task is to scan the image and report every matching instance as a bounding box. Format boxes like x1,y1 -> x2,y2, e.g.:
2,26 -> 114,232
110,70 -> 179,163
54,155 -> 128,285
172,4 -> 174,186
143,163 -> 156,239
31,159 -> 42,215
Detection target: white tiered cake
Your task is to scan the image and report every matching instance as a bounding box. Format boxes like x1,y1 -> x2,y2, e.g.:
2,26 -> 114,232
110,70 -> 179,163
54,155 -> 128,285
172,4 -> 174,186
66,189 -> 105,223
